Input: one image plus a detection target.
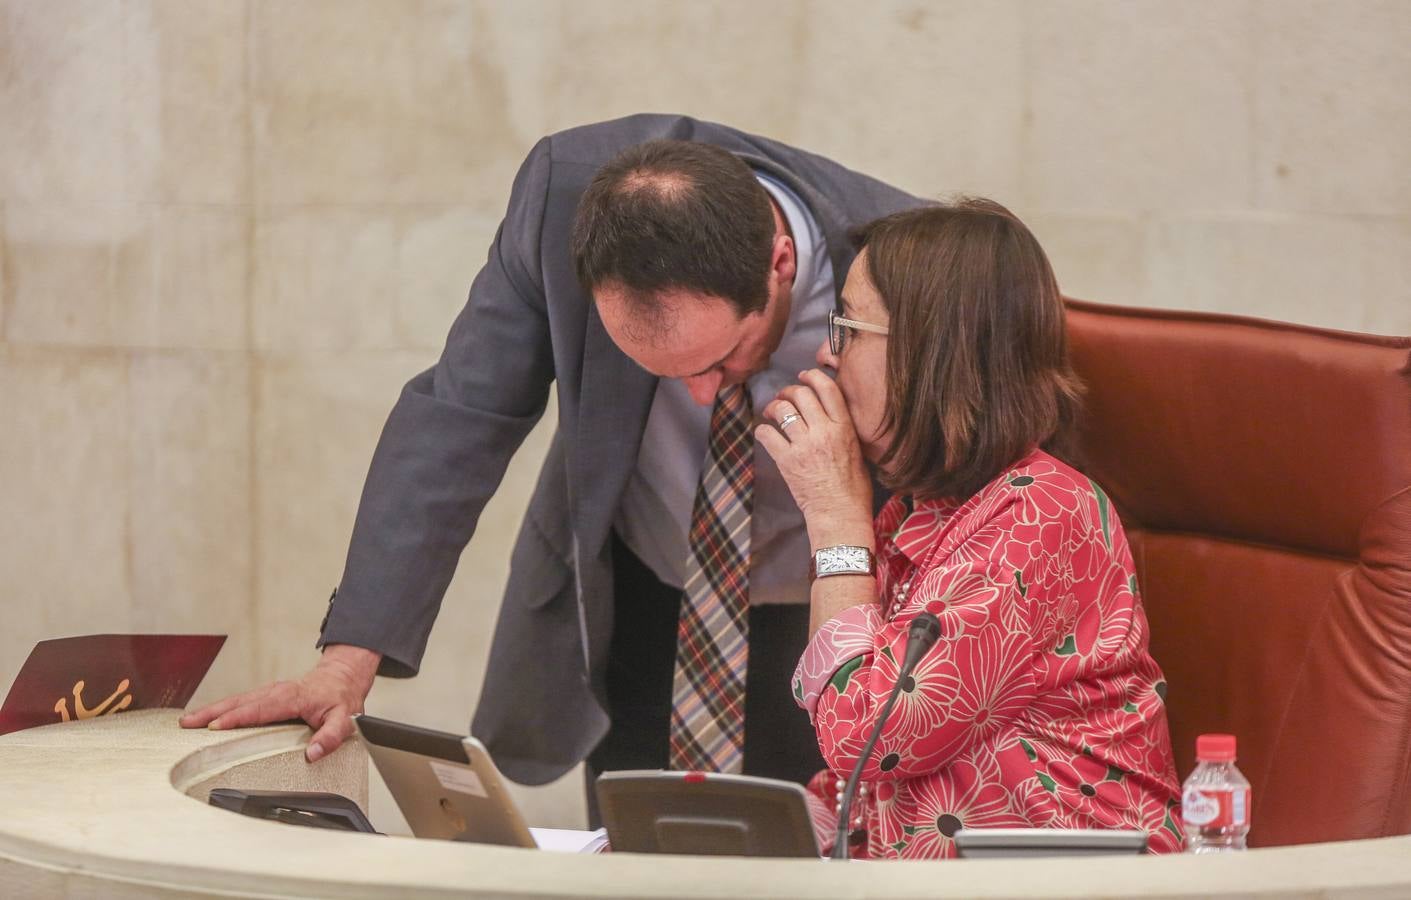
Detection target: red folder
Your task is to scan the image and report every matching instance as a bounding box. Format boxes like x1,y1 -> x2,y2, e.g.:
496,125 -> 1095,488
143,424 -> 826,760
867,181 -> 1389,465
0,634 -> 225,735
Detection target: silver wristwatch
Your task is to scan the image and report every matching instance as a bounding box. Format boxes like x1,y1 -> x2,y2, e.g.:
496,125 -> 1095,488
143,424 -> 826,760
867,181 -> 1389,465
810,544 -> 876,581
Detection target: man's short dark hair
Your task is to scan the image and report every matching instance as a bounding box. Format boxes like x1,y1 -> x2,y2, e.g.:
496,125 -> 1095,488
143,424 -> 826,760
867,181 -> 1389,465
570,140 -> 776,322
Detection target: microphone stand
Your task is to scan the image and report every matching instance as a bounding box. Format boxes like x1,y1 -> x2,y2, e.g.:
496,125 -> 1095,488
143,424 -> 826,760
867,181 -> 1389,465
830,612 -> 941,860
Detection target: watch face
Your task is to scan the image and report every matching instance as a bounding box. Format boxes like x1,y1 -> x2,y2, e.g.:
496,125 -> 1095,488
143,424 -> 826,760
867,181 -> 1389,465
816,545 -> 871,576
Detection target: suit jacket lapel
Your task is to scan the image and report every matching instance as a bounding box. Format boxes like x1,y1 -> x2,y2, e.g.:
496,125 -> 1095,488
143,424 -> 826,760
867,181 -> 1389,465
574,302 -> 656,565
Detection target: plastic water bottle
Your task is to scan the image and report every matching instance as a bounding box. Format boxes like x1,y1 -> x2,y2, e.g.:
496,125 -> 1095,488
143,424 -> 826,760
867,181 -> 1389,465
1182,733 -> 1251,852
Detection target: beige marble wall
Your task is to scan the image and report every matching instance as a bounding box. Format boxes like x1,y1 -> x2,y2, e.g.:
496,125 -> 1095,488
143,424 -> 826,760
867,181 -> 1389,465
0,0 -> 258,705
2,0 -> 1408,832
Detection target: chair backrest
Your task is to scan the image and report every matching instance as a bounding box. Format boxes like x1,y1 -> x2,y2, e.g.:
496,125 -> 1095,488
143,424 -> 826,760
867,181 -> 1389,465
1065,299 -> 1411,848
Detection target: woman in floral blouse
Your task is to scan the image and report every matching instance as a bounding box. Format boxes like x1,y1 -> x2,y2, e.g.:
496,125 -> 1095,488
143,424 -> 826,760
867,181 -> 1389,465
757,200 -> 1183,859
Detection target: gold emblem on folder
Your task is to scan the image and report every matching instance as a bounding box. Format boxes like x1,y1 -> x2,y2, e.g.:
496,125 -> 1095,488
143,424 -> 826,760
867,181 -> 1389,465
52,678 -> 133,723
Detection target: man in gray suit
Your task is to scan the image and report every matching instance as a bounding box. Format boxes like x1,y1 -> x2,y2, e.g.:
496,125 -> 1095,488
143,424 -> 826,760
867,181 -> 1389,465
183,114 -> 923,801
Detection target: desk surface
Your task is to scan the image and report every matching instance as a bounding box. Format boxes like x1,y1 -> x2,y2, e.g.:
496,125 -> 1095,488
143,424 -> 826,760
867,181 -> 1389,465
0,710 -> 1407,899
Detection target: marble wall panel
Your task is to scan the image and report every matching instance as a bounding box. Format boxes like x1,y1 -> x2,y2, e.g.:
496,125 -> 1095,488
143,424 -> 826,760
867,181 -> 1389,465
251,0 -> 528,209
394,208 -> 498,351
3,203 -> 121,346
1144,214 -> 1411,335
256,206 -> 503,354
4,203 -> 248,350
252,207 -> 399,352
123,0 -> 250,204
1253,0 -> 1411,215
1024,1 -> 1255,211
127,354 -> 255,704
0,0 -> 126,202
146,207 -> 251,350
409,1 -> 558,147
793,0 -> 1025,201
528,0 -> 808,142
0,202 -> 6,337
0,348 -> 132,690
1024,212 -> 1148,308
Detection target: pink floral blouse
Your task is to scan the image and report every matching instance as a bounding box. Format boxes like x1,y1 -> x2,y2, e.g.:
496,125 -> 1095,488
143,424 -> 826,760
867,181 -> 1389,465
792,449 -> 1183,858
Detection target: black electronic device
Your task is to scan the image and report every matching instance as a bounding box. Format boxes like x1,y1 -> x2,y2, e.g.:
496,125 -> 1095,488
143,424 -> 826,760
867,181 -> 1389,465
207,788 -> 379,834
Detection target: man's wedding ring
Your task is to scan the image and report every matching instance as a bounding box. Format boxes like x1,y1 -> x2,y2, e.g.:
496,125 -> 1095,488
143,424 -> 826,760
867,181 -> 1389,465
778,413 -> 803,431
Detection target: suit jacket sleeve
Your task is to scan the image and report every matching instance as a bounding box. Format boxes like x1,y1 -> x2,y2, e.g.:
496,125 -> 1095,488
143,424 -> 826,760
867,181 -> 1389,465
319,137 -> 558,677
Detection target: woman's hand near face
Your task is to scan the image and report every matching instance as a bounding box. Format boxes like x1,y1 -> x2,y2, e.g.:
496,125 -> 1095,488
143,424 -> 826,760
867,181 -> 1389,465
756,369 -> 875,550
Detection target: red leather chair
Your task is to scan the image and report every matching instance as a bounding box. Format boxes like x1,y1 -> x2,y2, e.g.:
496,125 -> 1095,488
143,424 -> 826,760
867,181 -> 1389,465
1065,299 -> 1411,848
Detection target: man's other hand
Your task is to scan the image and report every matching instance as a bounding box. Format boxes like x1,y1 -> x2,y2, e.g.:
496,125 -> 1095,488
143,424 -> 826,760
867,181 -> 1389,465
178,644 -> 382,762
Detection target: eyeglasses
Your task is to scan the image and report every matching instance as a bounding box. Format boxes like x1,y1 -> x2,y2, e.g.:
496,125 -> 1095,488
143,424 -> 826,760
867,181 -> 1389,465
828,308 -> 890,356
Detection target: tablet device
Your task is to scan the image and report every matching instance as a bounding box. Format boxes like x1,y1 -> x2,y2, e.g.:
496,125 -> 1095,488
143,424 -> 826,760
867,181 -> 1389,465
954,827 -> 1147,858
352,713 -> 534,848
595,770 -> 820,858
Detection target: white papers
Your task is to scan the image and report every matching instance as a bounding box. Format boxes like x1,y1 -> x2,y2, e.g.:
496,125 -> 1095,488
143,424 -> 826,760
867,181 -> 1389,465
529,826 -> 610,853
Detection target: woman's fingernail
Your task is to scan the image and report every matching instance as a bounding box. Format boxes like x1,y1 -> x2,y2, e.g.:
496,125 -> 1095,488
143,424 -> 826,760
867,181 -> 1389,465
307,743 -> 325,763
207,719 -> 222,731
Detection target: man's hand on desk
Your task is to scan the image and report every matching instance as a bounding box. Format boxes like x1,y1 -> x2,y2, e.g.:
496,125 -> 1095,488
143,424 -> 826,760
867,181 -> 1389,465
178,644 -> 381,763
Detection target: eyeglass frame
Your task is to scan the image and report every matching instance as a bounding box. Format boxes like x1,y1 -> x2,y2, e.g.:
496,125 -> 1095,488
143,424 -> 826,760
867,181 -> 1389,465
828,307 -> 890,356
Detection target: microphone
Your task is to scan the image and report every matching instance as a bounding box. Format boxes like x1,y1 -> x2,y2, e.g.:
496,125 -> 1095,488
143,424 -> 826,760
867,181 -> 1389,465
830,612 -> 942,860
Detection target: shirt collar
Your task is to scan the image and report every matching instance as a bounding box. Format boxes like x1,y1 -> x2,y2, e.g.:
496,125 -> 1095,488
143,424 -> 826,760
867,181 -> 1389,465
754,172 -> 826,345
877,494 -> 960,565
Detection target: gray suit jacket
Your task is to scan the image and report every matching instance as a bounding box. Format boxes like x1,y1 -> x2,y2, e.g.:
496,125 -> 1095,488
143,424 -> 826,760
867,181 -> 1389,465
319,114 -> 924,784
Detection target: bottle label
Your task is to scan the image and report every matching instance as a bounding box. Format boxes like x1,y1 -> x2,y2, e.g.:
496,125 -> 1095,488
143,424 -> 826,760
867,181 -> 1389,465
1183,785 -> 1250,828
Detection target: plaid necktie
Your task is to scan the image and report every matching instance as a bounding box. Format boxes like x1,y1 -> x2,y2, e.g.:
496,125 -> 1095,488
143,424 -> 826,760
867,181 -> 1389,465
669,383 -> 755,773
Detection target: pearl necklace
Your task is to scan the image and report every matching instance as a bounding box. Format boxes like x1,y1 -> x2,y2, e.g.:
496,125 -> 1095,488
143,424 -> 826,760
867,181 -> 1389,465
834,776 -> 869,830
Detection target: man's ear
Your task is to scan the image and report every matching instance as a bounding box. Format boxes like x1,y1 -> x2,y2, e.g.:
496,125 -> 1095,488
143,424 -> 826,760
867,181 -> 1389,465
771,232 -> 797,288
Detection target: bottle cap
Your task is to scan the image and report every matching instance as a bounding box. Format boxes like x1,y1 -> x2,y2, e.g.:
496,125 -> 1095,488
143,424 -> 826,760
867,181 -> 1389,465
1196,733 -> 1237,762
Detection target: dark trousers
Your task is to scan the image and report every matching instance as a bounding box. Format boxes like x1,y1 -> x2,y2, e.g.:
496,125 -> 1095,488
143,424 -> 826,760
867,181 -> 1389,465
585,533 -> 826,826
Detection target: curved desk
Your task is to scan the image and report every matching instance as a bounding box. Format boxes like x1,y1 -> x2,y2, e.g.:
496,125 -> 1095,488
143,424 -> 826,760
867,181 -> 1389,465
0,710 -> 1406,898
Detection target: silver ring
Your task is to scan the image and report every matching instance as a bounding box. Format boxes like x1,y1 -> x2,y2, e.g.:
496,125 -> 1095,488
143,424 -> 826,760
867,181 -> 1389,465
778,413 -> 802,431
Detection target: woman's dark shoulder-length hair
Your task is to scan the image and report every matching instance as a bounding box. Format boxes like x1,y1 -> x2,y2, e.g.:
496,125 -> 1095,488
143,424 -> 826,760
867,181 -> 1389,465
856,198 -> 1084,502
